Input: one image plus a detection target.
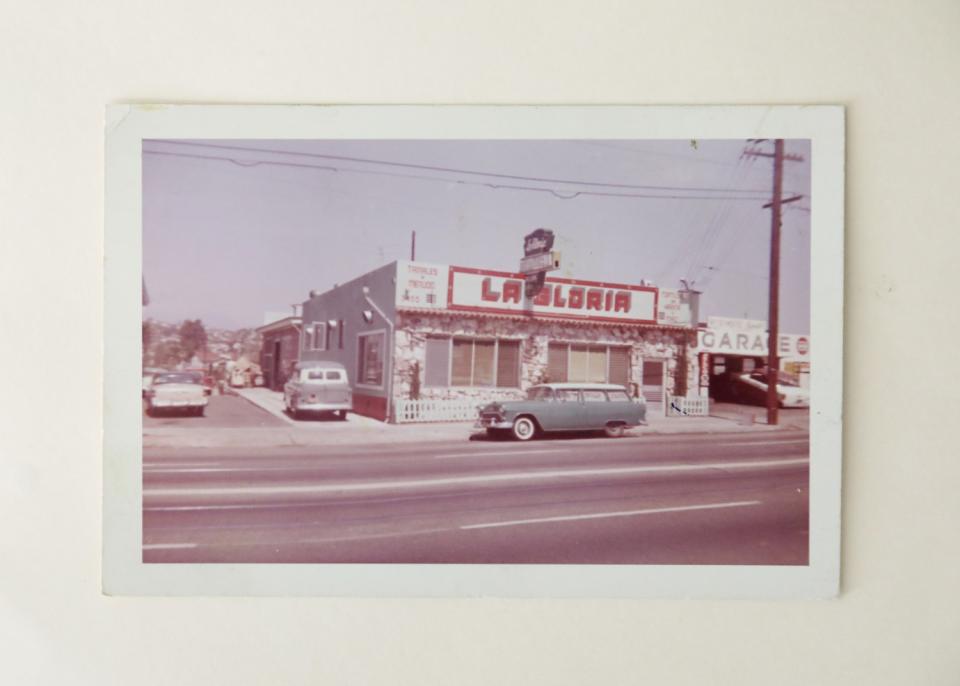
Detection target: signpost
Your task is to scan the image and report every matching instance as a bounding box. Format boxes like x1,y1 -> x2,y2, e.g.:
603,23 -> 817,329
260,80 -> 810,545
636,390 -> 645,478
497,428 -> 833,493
520,228 -> 560,298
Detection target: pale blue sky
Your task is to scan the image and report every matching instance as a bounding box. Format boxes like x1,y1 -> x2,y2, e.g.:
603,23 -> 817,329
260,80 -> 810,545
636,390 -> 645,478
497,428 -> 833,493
142,139 -> 811,332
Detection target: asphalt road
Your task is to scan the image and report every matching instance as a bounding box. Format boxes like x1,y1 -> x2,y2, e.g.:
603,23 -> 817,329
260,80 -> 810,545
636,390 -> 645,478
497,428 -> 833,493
143,393 -> 287,428
143,430 -> 809,565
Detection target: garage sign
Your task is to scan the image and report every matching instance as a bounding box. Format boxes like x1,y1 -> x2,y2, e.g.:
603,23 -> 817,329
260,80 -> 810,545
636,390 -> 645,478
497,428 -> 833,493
696,327 -> 810,358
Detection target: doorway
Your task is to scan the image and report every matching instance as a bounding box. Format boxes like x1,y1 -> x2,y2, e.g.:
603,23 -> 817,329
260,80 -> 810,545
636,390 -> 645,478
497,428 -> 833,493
641,360 -> 665,403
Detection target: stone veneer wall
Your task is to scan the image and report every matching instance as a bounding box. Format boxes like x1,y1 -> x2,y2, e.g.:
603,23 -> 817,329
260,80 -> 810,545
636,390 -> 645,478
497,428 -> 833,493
392,312 -> 699,405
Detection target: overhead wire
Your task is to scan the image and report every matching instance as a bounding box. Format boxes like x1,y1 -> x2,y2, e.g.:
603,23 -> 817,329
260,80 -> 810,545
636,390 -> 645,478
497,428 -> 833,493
656,154 -> 754,286
142,148 -> 779,202
685,155 -> 758,283
145,140 -> 790,196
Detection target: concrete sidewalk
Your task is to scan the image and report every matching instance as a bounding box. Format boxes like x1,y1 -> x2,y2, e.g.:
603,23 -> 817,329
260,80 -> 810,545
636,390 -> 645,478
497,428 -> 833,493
142,387 -> 798,449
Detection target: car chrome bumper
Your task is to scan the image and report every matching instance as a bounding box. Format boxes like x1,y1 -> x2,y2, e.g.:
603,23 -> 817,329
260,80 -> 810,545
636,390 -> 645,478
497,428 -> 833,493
292,402 -> 352,412
474,418 -> 513,429
150,399 -> 207,407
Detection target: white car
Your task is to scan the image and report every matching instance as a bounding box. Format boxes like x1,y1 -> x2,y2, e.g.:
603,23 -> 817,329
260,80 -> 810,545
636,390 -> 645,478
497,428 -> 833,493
737,371 -> 809,408
141,367 -> 166,398
283,361 -> 353,420
144,371 -> 209,416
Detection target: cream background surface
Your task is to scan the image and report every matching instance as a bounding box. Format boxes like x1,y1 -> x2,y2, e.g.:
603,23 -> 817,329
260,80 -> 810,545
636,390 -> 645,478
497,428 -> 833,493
2,1 -> 958,684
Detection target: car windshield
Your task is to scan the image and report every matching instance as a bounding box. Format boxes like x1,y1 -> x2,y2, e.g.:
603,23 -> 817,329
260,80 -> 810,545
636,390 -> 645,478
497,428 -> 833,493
749,371 -> 800,388
153,373 -> 200,385
777,372 -> 800,387
526,387 -> 554,401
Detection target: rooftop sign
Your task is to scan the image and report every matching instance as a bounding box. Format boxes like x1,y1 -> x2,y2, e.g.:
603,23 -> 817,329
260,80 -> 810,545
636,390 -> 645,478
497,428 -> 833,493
446,266 -> 658,324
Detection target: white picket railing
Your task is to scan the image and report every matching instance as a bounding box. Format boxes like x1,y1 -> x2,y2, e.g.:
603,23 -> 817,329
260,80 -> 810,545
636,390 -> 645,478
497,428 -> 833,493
664,394 -> 710,417
395,398 -> 480,423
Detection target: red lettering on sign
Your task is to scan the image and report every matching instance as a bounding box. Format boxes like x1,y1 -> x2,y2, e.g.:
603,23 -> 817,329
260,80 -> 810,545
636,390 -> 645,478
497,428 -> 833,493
503,280 -> 522,303
481,277 -> 500,302
586,288 -> 603,310
797,337 -> 809,355
614,291 -> 631,313
533,284 -> 552,306
568,287 -> 584,309
604,291 -> 612,311
553,285 -> 567,307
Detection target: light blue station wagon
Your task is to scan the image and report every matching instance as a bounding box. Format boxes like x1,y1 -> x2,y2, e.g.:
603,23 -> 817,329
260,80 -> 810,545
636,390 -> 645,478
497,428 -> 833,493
476,383 -> 647,441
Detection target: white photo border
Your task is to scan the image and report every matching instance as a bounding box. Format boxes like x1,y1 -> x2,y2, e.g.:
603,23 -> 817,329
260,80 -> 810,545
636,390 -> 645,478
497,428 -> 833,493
104,105 -> 843,598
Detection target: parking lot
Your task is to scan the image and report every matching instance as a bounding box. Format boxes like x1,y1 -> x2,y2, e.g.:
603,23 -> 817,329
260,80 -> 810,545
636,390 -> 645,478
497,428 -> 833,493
143,393 -> 287,429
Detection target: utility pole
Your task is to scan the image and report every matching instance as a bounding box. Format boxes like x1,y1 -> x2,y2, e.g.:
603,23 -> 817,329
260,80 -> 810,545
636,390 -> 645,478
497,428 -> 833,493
743,140 -> 804,425
411,230 -> 416,260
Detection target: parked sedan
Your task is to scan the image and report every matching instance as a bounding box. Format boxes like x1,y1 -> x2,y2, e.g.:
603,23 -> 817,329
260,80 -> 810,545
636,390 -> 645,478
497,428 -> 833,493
141,367 -> 166,398
144,371 -> 208,416
283,361 -> 353,420
475,383 -> 647,441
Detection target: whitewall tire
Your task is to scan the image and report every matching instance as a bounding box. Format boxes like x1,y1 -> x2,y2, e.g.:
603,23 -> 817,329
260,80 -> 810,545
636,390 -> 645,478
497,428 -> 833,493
511,416 -> 537,441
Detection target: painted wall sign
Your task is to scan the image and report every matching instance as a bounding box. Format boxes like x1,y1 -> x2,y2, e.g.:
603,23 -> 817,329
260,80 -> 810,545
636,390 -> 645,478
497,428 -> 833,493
707,316 -> 766,333
447,266 -> 658,324
395,260 -> 448,309
656,288 -> 692,326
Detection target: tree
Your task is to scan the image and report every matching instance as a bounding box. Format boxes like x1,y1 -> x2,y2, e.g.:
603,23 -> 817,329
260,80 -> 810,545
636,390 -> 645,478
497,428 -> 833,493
178,319 -> 208,363
152,340 -> 184,368
142,321 -> 151,361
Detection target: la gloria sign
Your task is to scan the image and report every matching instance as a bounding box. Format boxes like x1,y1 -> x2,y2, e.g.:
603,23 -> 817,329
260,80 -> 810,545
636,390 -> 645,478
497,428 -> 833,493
447,267 -> 658,324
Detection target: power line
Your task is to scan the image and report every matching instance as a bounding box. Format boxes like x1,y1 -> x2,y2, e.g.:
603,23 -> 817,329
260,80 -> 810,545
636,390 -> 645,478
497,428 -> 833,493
142,149 -> 779,202
146,140 -> 784,196
570,140 -> 751,169
685,156 -> 759,283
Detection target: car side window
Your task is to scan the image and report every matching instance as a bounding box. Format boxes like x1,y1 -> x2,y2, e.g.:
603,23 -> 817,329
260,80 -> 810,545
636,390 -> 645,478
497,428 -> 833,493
582,390 -> 608,402
540,388 -> 555,402
556,389 -> 579,403
325,371 -> 342,381
607,389 -> 631,402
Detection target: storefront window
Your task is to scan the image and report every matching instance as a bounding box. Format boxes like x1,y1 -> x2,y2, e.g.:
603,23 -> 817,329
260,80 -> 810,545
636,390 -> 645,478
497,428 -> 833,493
548,343 -> 631,385
357,331 -> 384,386
496,340 -> 520,388
428,337 -> 520,387
473,340 -> 495,386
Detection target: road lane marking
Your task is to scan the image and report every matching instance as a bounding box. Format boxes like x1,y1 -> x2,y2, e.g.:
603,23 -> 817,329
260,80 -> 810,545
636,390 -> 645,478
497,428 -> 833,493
145,466 -> 296,474
719,439 -> 809,447
143,457 -> 808,499
434,449 -> 567,459
142,542 -> 198,550
461,500 -> 762,529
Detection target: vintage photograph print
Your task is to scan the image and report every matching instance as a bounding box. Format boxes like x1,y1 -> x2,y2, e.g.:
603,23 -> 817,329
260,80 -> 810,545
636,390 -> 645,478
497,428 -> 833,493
106,106 -> 843,596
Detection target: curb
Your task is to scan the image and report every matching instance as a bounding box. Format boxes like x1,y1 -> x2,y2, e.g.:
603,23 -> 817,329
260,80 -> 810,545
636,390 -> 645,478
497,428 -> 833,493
143,421 -> 805,450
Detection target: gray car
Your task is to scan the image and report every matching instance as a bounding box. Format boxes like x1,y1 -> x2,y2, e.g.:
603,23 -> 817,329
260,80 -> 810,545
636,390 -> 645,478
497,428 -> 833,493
475,383 -> 647,441
283,361 -> 353,420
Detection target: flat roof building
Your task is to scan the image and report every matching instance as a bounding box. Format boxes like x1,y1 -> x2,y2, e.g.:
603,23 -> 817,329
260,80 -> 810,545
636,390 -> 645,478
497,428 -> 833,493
299,261 -> 704,423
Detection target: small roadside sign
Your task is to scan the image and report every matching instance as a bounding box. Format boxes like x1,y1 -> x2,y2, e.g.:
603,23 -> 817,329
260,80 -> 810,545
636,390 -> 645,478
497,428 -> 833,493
521,228 -> 557,298
519,250 -> 561,275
